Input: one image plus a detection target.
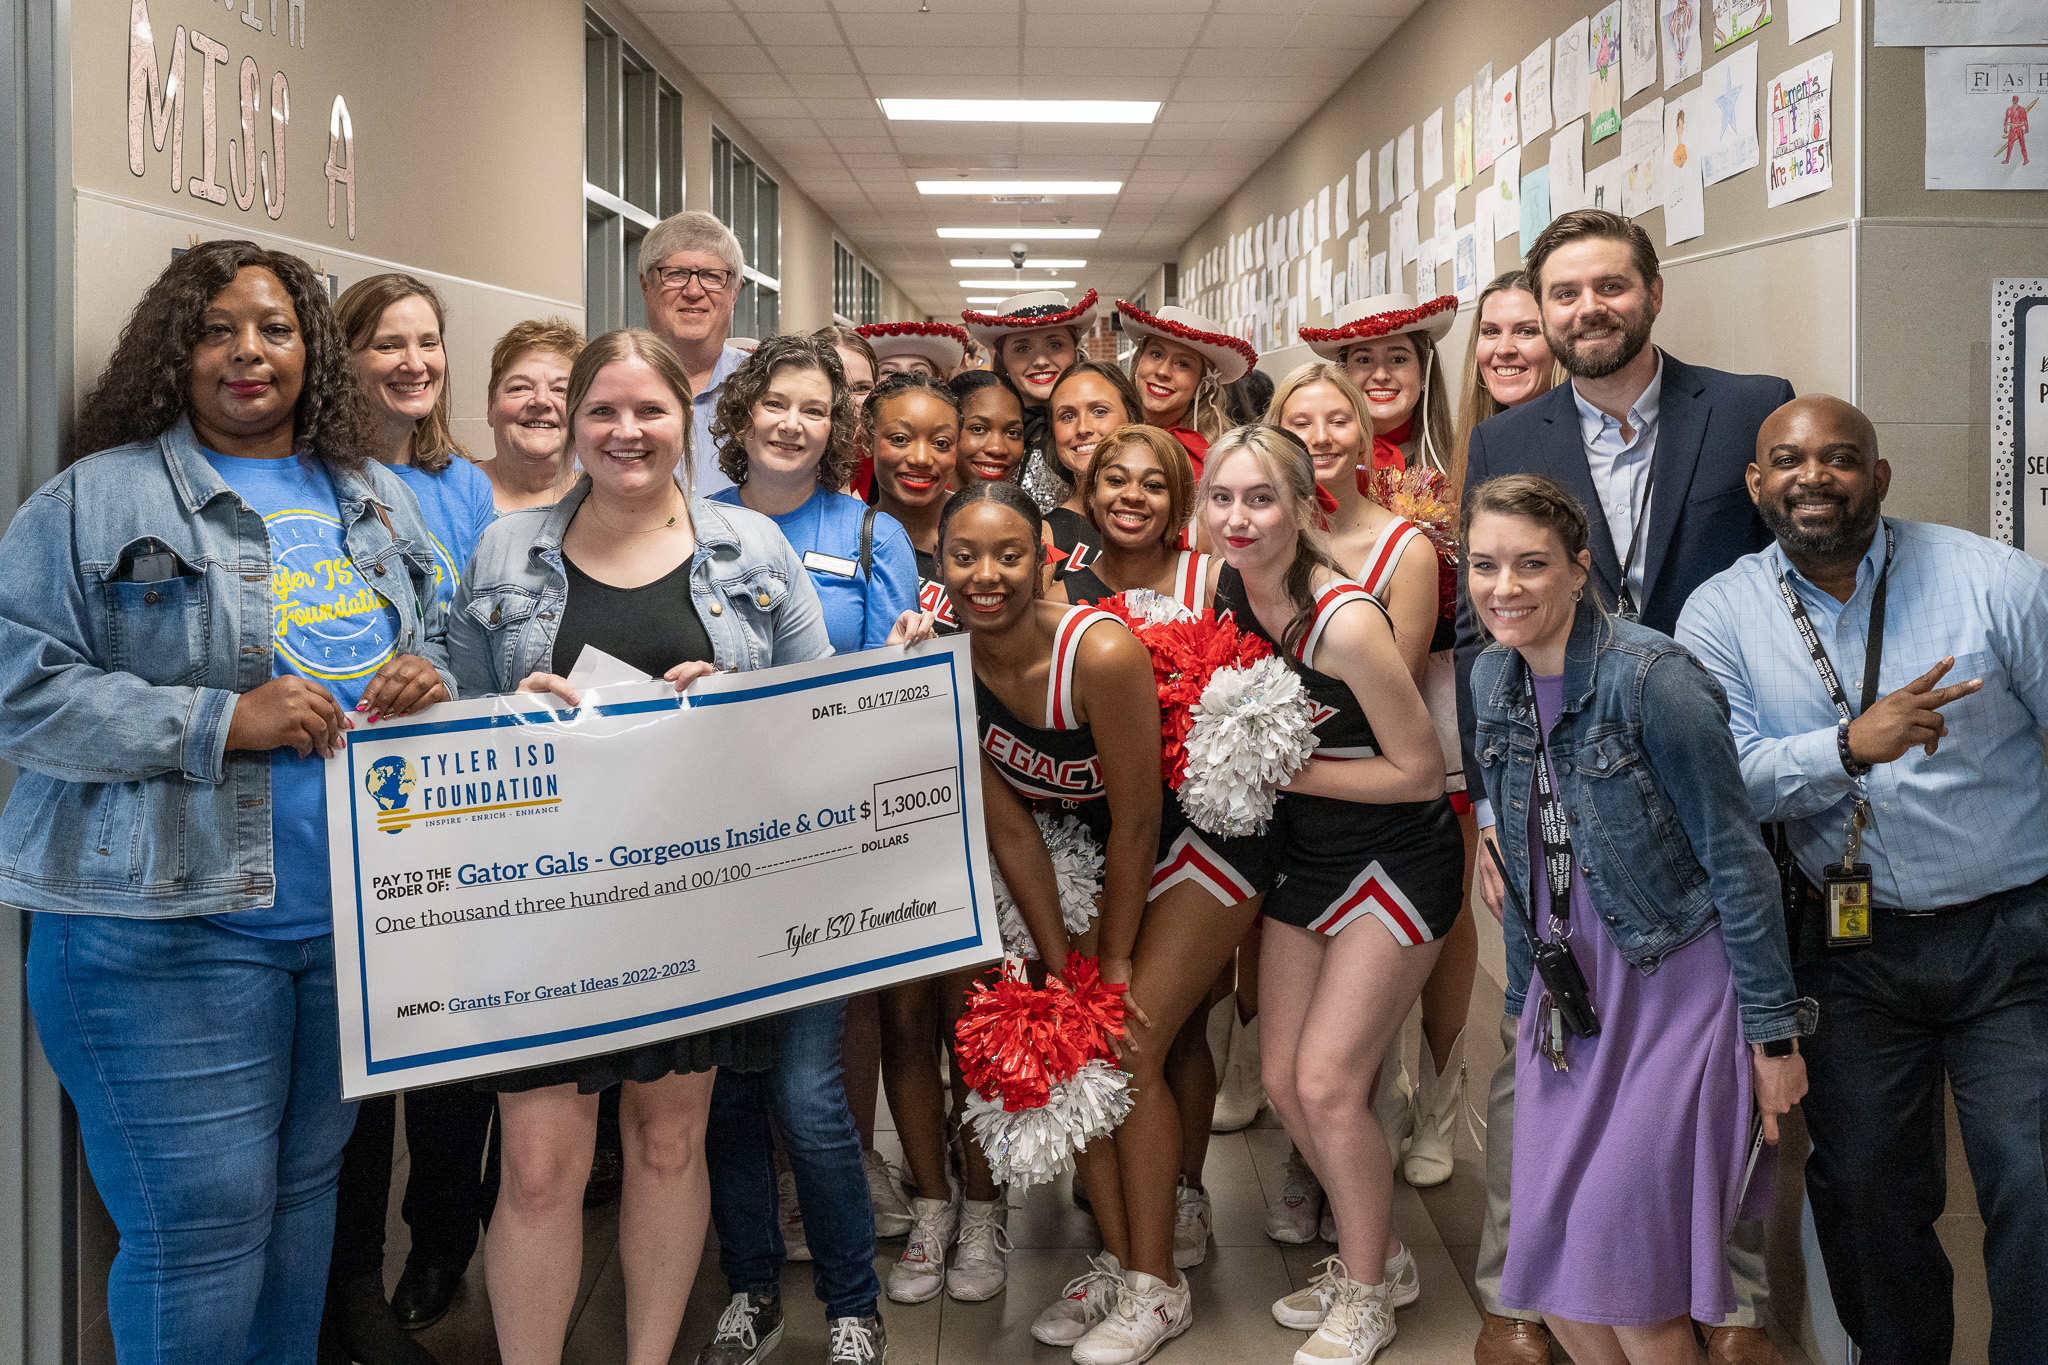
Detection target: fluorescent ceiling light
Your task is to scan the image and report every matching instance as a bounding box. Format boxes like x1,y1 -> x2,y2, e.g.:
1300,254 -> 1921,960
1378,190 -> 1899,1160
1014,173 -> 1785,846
964,296 -> 1008,304
881,100 -> 1158,124
938,227 -> 1101,240
918,180 -> 1121,196
961,279 -> 1076,288
950,258 -> 1087,268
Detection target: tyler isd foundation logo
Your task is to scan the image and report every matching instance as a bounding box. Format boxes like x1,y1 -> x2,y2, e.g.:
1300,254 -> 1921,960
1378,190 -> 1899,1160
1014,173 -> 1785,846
365,757 -> 419,833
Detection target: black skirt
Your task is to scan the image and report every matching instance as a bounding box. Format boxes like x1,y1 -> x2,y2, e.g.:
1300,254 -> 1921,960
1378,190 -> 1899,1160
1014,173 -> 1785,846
477,1019 -> 777,1095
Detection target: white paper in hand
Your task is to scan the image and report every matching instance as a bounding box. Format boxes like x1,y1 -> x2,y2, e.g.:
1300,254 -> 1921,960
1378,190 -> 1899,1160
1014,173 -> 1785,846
565,645 -> 655,692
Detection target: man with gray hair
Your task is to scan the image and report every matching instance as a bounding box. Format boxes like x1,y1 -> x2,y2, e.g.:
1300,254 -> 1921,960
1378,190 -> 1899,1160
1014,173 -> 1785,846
639,209 -> 749,495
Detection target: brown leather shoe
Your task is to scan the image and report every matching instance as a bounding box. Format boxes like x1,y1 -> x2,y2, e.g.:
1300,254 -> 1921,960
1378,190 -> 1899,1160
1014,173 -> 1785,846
1475,1311 -> 1552,1365
1702,1324 -> 1786,1365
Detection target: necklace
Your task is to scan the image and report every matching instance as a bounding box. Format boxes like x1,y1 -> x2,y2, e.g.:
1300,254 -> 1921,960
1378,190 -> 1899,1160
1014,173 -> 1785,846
585,491 -> 684,536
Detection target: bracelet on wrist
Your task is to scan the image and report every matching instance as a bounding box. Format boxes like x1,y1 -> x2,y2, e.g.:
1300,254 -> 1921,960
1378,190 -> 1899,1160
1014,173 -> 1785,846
1837,718 -> 1872,778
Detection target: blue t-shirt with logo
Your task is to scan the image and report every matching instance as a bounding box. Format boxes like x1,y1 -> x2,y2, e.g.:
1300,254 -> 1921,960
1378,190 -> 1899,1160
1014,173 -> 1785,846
205,452 -> 401,938
390,457 -> 497,614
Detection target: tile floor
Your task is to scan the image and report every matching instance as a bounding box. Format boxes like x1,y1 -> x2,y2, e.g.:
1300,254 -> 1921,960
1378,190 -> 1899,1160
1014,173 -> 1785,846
366,971 -> 1983,1364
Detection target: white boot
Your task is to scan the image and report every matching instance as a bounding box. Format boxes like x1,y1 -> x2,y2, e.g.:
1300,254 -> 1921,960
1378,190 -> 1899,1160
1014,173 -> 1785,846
1371,1027 -> 1414,1174
1401,1027 -> 1468,1188
1210,1011 -> 1267,1133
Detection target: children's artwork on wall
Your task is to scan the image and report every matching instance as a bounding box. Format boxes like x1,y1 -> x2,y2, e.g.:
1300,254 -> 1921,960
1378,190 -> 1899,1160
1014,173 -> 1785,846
1555,17 -> 1592,123
1660,0 -> 1703,88
1397,126 -> 1417,199
1585,154 -> 1625,212
1713,0 -> 1772,50
1879,0 -> 2046,46
1475,63 -> 1497,171
1664,93 -> 1706,242
1592,3 -> 1625,142
1697,43 -> 1761,183
1356,151 -> 1371,214
1621,98 -> 1665,215
1492,147 -> 1522,239
1454,86 -> 1476,188
1370,251 -> 1389,297
1522,41 -> 1555,142
1624,0 -> 1660,98
1766,50 -> 1833,205
1434,186 -> 1458,256
1378,138 -> 1397,210
1787,0 -> 1839,43
1550,116 -> 1589,210
1923,46 -> 2048,190
1423,108 -> 1445,188
1519,165 -> 1554,256
1337,175 -> 1350,233
1494,67 -> 1522,159
1454,223 -> 1480,301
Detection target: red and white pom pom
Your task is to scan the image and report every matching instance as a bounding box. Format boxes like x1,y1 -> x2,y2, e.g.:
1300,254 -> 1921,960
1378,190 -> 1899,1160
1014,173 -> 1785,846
965,1058 -> 1132,1189
1178,655 -> 1319,836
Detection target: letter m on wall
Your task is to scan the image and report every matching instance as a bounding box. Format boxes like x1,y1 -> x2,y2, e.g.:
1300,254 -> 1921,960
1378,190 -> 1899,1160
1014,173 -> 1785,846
128,0 -> 186,188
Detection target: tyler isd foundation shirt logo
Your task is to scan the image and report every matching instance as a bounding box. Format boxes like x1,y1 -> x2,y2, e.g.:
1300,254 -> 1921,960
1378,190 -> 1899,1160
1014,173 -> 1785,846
266,506 -> 399,681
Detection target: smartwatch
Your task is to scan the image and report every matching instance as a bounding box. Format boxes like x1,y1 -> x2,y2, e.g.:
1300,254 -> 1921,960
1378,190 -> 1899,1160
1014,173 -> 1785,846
1760,1037 -> 1797,1058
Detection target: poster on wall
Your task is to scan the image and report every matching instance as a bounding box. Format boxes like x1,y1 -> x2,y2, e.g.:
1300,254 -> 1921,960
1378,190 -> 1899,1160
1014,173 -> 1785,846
1434,187 -> 1459,255
1624,0 -> 1661,98
1379,138 -> 1397,210
1494,68 -> 1522,159
1337,175 -> 1351,233
1397,193 -> 1422,263
1661,0 -> 1704,88
1592,4 -> 1625,143
1923,48 -> 2048,192
1555,17 -> 1593,123
1993,279 -> 2048,561
1697,44 -> 1761,184
1787,0 -> 1840,42
1665,95 -> 1707,243
1586,155 -> 1626,213
1423,109 -> 1445,189
1713,0 -> 1772,50
1492,147 -> 1523,239
1453,223 -> 1480,302
1356,152 -> 1371,214
1766,51 -> 1833,206
1454,87 -> 1476,188
1551,117 -> 1589,210
1475,64 -> 1498,172
1878,0 -> 2048,47
1522,42 -> 1555,142
1370,251 -> 1389,297
1397,126 -> 1418,199
1520,165 -> 1554,255
1621,99 -> 1666,215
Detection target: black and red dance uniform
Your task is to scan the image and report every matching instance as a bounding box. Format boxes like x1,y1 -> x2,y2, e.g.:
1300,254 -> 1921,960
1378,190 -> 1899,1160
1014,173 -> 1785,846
1059,554 -> 1273,909
975,605 -> 1121,849
1217,566 -> 1462,943
1045,507 -> 1102,583
913,547 -> 959,635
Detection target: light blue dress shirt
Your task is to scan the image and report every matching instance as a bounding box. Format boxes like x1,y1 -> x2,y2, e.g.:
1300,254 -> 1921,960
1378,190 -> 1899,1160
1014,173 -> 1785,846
686,343 -> 750,498
1677,517 -> 2048,908
1571,351 -> 1663,611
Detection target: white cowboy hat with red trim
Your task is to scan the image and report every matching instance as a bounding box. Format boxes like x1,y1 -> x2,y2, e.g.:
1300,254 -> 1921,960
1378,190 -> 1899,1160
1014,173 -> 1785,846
856,320 -> 970,375
1299,292 -> 1459,361
1114,300 -> 1258,385
960,289 -> 1099,348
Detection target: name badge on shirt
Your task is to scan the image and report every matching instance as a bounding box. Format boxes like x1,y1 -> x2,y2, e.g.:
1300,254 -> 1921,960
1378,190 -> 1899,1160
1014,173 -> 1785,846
802,550 -> 860,578
1822,862 -> 1874,948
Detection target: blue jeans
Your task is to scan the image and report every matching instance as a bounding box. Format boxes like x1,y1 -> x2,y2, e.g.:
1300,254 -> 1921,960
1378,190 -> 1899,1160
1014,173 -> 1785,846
706,999 -> 879,1319
1796,875 -> 2048,1365
26,914 -> 358,1365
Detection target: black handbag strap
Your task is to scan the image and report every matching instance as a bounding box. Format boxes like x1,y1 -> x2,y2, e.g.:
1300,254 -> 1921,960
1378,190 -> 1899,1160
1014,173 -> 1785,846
859,505 -> 877,580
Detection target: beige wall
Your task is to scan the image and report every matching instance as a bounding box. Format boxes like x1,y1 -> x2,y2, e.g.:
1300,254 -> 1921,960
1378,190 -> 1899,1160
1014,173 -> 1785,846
593,0 -> 920,332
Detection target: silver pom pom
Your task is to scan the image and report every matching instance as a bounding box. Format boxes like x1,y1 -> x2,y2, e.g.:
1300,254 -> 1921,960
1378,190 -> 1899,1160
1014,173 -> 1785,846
965,1059 -> 1134,1189
1020,449 -> 1066,513
1117,588 -> 1195,626
1178,656 -> 1320,836
990,813 -> 1103,959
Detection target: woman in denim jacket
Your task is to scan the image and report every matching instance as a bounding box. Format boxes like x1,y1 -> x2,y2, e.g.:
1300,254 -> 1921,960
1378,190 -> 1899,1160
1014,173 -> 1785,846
1463,475 -> 1814,1365
446,329 -> 845,1365
0,241 -> 452,1364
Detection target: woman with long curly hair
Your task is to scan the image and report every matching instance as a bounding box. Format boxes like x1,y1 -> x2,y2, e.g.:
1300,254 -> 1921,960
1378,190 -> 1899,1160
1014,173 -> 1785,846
3,239 -> 452,1364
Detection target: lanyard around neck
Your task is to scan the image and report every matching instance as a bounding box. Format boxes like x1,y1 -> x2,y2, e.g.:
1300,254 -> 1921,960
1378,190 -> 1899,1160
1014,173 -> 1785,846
1774,523 -> 1894,722
1522,673 -> 1576,928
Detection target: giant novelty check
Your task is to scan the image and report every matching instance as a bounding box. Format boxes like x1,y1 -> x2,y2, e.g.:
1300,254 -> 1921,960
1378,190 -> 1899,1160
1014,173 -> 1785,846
324,638 -> 999,1098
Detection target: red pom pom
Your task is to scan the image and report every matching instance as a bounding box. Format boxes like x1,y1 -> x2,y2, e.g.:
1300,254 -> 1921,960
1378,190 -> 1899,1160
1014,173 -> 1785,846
953,953 -> 1127,1113
1096,602 -> 1275,785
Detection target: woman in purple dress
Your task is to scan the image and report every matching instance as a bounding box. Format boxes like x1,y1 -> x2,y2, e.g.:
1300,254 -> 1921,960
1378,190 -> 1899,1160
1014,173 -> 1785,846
1462,475 -> 1813,1365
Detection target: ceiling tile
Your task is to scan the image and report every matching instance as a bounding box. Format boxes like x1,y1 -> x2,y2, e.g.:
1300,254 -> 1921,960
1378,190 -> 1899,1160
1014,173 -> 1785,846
798,97 -> 883,120
1026,0 -> 1210,10
1196,13 -> 1303,46
697,72 -> 798,99
1023,14 -> 1192,46
672,45 -> 779,73
719,97 -> 800,120
743,12 -> 844,44
1270,45 -> 1373,76
865,75 -> 1023,98
1019,48 -> 1188,77
773,46 -> 858,72
856,46 -> 1019,75
782,73 -> 872,97
628,0 -> 736,12
839,14 -> 1001,45
645,11 -> 757,43
739,117 -> 826,138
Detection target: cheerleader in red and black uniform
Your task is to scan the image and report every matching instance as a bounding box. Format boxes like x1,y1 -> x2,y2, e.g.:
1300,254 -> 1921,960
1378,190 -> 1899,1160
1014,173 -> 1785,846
862,373 -> 963,636
1204,425 -> 1461,1365
1039,360 -> 1146,585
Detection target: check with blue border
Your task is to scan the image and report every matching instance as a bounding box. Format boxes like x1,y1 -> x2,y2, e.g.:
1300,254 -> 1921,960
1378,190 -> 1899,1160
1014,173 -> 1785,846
324,638 -> 999,1098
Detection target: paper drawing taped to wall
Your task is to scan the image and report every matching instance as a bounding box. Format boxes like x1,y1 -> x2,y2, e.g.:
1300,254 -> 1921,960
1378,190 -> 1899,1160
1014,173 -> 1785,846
1555,17 -> 1592,123
1475,63 -> 1497,171
1696,44 -> 1761,185
1454,87 -> 1475,188
1661,0 -> 1703,88
1713,0 -> 1772,50
1766,51 -> 1832,205
1923,47 -> 2048,191
1990,279 -> 2048,562
1591,4 -> 1624,143
1624,0 -> 1660,98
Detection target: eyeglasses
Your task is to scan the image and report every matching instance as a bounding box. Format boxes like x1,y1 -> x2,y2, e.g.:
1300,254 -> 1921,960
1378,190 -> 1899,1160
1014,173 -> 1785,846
651,265 -> 735,293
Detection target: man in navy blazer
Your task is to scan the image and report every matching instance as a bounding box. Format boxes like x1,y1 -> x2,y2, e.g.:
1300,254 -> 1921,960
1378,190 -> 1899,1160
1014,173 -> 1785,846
1457,209 -> 1795,1365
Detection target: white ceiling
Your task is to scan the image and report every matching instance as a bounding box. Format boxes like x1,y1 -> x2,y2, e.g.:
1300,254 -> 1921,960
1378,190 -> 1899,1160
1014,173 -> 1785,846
624,0 -> 1425,319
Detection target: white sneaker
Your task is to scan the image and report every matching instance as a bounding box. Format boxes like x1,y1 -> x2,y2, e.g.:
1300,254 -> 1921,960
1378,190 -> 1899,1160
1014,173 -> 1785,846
864,1148 -> 914,1238
1293,1277 -> 1395,1365
1172,1180 -> 1212,1269
1266,1148 -> 1322,1244
1071,1270 -> 1192,1365
1319,1205 -> 1338,1245
884,1194 -> 957,1304
777,1169 -> 810,1263
945,1199 -> 1010,1302
1383,1245 -> 1420,1309
1031,1252 -> 1123,1347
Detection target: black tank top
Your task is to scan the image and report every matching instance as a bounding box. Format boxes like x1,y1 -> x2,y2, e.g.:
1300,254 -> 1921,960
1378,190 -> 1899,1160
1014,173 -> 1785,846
1045,507 -> 1102,582
550,555 -> 714,679
973,606 -> 1121,805
1216,565 -> 1388,762
912,548 -> 960,635
1060,550 -> 1212,610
